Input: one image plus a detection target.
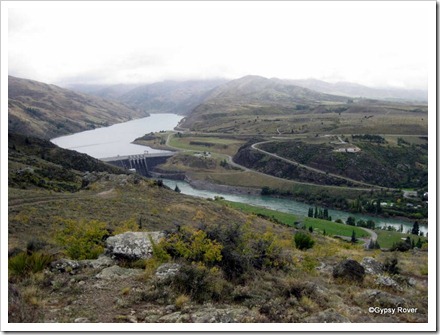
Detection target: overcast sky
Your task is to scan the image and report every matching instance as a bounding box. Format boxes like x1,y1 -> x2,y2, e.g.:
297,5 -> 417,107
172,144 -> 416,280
5,1 -> 434,89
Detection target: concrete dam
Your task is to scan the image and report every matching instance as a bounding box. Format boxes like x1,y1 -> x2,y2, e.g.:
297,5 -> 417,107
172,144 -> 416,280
101,152 -> 175,177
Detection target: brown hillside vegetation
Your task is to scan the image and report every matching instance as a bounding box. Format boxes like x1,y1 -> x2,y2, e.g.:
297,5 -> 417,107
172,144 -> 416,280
8,136 -> 428,324
8,76 -> 148,139
178,76 -> 427,135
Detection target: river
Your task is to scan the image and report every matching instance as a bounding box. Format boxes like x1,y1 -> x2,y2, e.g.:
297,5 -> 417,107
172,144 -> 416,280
51,113 -> 427,235
162,179 -> 427,235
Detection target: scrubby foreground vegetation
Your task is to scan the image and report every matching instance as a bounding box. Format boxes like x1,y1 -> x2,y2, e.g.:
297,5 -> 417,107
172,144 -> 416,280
8,135 -> 428,323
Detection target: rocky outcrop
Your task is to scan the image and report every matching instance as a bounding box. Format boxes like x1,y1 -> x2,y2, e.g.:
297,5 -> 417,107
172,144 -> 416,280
374,275 -> 403,291
303,308 -> 351,323
155,263 -> 181,281
80,255 -> 116,269
333,259 -> 365,282
356,289 -> 407,308
105,231 -> 165,260
157,306 -> 262,323
95,265 -> 143,280
361,257 -> 384,275
50,259 -> 82,273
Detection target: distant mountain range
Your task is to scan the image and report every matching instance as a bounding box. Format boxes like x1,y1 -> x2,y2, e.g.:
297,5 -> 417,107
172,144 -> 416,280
8,76 -> 148,139
67,79 -> 227,115
66,76 -> 427,112
285,78 -> 427,103
9,74 -> 427,139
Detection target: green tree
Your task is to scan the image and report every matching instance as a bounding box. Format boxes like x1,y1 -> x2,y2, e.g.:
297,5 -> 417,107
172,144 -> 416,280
366,220 -> 375,229
351,230 -> 357,243
261,186 -> 271,195
375,199 -> 382,214
357,219 -> 366,228
374,240 -> 381,249
411,221 -> 420,235
346,216 -> 356,226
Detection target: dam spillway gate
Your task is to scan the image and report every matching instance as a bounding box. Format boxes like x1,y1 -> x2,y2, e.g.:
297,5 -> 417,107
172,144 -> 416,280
100,152 -> 175,177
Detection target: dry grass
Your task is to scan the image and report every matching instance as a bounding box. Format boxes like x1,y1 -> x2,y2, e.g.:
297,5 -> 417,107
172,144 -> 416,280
175,294 -> 191,309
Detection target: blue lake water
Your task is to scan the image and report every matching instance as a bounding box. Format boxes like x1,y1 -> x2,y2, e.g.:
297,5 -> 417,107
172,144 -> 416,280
51,113 -> 184,159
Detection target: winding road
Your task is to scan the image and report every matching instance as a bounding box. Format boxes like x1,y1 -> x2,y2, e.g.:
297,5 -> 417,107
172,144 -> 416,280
250,140 -> 388,189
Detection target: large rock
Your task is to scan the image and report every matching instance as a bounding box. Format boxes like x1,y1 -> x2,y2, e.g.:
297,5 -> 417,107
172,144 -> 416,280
356,289 -> 407,308
106,231 -> 165,260
155,263 -> 181,281
95,265 -> 143,280
333,259 -> 365,282
361,257 -> 384,275
79,255 -> 115,269
374,275 -> 403,291
50,259 -> 82,273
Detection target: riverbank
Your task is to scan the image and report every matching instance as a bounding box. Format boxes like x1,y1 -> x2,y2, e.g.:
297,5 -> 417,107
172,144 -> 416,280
185,177 -> 261,196
161,178 -> 428,235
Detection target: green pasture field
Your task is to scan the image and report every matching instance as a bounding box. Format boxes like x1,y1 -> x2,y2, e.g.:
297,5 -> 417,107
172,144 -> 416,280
222,200 -> 370,238
168,134 -> 245,156
375,229 -> 427,249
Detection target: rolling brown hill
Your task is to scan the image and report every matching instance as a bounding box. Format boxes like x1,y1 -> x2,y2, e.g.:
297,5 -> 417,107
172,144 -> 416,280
178,75 -> 428,135
178,75 -> 349,131
8,76 -> 149,139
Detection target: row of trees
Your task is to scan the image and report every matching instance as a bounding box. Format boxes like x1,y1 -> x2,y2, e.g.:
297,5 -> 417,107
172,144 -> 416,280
345,216 -> 376,229
307,206 -> 331,221
350,197 -> 382,215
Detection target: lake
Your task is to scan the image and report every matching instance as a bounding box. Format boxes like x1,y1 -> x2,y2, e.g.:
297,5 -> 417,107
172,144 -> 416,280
51,113 -> 184,159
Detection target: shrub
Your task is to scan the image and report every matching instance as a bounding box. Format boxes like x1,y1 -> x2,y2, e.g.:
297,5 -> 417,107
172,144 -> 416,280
55,219 -> 107,260
26,239 -> 47,253
143,236 -> 172,276
247,231 -> 291,270
9,252 -> 54,278
162,226 -> 223,265
8,253 -> 28,278
171,263 -> 230,303
294,232 -> 315,250
175,294 -> 190,309
113,217 -> 141,235
383,256 -> 400,275
390,239 -> 411,252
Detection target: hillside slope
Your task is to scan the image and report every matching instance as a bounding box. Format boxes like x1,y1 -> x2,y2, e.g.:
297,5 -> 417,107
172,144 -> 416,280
179,76 -> 427,135
8,76 -> 149,139
118,79 -> 226,114
8,131 -> 428,324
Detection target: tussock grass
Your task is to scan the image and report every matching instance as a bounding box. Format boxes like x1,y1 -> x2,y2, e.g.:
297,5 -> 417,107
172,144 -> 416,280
9,252 -> 54,279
